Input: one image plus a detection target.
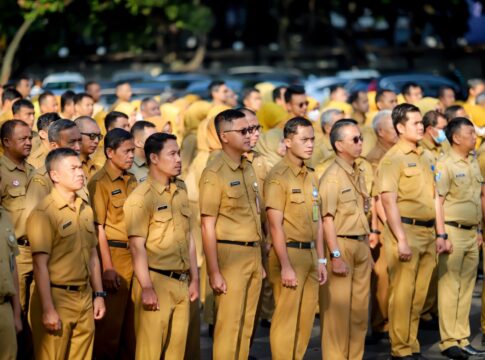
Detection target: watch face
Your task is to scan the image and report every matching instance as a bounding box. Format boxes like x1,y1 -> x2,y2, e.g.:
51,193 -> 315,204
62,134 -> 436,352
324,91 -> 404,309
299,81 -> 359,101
332,250 -> 341,258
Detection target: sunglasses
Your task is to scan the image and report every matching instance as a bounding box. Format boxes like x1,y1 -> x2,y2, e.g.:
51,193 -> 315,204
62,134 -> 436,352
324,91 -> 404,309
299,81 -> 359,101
224,127 -> 253,136
81,132 -> 104,141
298,101 -> 309,108
249,125 -> 262,133
351,135 -> 364,144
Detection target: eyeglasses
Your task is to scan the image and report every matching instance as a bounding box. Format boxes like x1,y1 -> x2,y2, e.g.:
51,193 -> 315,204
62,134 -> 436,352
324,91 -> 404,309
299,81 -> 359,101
249,125 -> 262,133
298,101 -> 309,108
351,135 -> 364,144
224,127 -> 252,136
81,132 -> 104,141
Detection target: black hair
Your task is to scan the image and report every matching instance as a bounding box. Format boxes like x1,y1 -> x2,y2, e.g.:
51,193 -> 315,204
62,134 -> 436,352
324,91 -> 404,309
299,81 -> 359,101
438,86 -> 455,99
348,90 -> 365,104
208,80 -> 226,99
38,91 -> 55,106
242,88 -> 259,101
214,109 -> 246,140
45,147 -> 79,174
444,105 -> 465,121
391,103 -> 421,133
104,111 -> 128,132
422,110 -> 447,130
73,92 -> 93,105
284,85 -> 305,104
130,120 -> 156,137
0,119 -> 30,146
329,84 -> 345,94
329,119 -> 359,152
144,132 -> 178,166
375,89 -> 395,105
104,128 -> 132,157
60,90 -> 76,112
445,117 -> 474,145
12,99 -> 34,114
115,81 -> 130,88
48,119 -> 77,143
283,117 -> 313,139
272,86 -> 287,102
84,81 -> 99,91
37,112 -> 61,132
1,88 -> 22,104
401,82 -> 422,96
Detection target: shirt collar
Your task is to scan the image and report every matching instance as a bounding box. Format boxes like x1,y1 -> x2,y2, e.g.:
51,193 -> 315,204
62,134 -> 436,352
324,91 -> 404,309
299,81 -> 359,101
221,151 -> 244,171
51,187 -> 84,211
335,156 -> 358,175
397,139 -> 423,155
449,148 -> 471,164
147,175 -> 177,195
1,155 -> 26,172
104,162 -> 127,182
283,156 -> 307,177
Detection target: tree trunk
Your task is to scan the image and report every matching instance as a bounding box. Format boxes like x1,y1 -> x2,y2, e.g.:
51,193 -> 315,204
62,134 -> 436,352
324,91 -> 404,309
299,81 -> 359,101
0,15 -> 36,85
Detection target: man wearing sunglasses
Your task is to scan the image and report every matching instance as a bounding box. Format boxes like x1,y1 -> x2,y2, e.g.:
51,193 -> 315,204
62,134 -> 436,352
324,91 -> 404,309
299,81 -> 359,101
319,119 -> 371,360
377,103 -> 445,360
27,112 -> 60,169
75,116 -> 103,180
285,86 -> 308,119
199,109 -> 264,360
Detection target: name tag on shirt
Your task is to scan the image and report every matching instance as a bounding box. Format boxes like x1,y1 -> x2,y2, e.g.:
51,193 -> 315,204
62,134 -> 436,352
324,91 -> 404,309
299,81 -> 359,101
157,205 -> 168,211
341,188 -> 351,194
407,163 -> 417,167
62,221 -> 72,229
230,181 -> 240,187
291,189 -> 302,193
111,189 -> 122,195
455,173 -> 466,178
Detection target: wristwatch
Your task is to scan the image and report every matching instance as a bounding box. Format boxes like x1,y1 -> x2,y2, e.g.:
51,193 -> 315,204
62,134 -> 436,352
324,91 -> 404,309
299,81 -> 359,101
436,233 -> 448,240
318,258 -> 327,265
94,291 -> 107,298
370,229 -> 381,235
330,250 -> 341,259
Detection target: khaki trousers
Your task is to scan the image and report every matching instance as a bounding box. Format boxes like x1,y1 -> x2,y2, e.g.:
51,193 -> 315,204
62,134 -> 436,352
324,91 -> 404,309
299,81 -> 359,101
384,223 -> 436,357
94,246 -> 135,359
370,241 -> 389,333
184,298 -> 201,360
213,243 -> 262,360
29,286 -> 94,360
133,271 -> 190,360
0,301 -> 17,360
16,245 -> 34,359
421,265 -> 439,320
269,247 -> 318,360
321,238 -> 371,360
439,225 -> 478,351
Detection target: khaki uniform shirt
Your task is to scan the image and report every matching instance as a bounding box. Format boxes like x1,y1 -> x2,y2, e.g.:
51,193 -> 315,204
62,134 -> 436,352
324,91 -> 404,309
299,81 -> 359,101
26,142 -> 49,169
436,149 -> 483,225
377,139 -> 435,220
24,166 -> 52,223
124,176 -> 191,271
366,140 -> 391,172
264,157 -> 320,243
0,156 -> 34,238
420,137 -> 449,163
320,157 -> 370,235
27,188 -> 97,286
128,155 -> 149,183
82,156 -> 101,181
88,164 -> 137,242
0,207 -> 18,297
199,151 -> 262,242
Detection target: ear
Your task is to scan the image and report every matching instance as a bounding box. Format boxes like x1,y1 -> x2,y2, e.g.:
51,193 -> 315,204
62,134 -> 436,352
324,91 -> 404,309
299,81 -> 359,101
134,137 -> 143,148
49,169 -> 60,184
396,122 -> 405,136
39,129 -> 48,141
334,140 -> 344,153
149,152 -> 159,165
285,103 -> 292,112
219,132 -> 229,144
283,137 -> 292,149
106,147 -> 114,160
50,142 -> 58,150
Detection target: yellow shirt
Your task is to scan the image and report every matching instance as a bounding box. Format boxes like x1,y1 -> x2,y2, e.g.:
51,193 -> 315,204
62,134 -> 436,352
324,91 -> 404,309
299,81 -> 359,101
128,155 -> 149,183
0,207 -> 18,297
320,157 -> 370,235
199,151 -> 262,242
264,157 -> 320,243
420,137 -> 449,163
436,149 -> 482,225
28,188 -> 97,286
87,164 -> 137,242
82,156 -> 101,181
26,142 -> 49,169
377,139 -> 435,220
0,156 -> 34,238
124,177 -> 191,271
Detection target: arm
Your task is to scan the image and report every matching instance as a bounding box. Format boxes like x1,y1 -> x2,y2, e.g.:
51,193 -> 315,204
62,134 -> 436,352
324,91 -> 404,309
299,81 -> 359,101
201,215 -> 226,294
89,247 -> 106,320
188,233 -> 199,302
129,236 -> 159,311
369,197 -> 380,249
96,225 -> 119,290
479,183 -> 485,247
435,194 -> 451,254
267,208 -> 297,287
322,215 -> 348,276
11,261 -> 22,333
315,216 -> 327,285
381,192 -> 412,261
32,253 -> 61,331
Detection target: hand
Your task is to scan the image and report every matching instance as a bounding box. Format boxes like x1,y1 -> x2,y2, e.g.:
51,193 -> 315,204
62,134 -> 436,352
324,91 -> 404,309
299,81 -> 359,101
318,263 -> 327,285
281,266 -> 298,288
93,297 -> 106,320
141,287 -> 159,311
189,279 -> 199,302
265,243 -> 272,254
42,308 -> 61,332
397,241 -> 412,262
209,271 -> 227,295
13,312 -> 22,334
369,233 -> 379,249
102,269 -> 121,291
331,258 -> 349,276
436,238 -> 446,254
477,233 -> 483,247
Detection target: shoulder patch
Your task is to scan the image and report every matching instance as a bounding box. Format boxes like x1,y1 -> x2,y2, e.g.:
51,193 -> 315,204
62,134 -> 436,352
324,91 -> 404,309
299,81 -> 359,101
32,177 -> 48,186
175,178 -> 187,191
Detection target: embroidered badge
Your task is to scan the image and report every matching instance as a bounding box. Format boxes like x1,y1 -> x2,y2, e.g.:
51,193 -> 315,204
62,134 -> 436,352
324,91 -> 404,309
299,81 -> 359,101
12,180 -> 19,187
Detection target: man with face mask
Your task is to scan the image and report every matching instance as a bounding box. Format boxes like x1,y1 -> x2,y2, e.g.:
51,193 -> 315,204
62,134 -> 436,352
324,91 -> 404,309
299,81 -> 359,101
421,111 -> 449,162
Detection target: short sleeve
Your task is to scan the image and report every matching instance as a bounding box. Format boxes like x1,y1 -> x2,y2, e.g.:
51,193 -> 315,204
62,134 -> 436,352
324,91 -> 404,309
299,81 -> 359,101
28,209 -> 53,254
199,170 -> 222,217
319,174 -> 338,217
377,157 -> 400,194
436,160 -> 451,197
264,177 -> 286,212
87,179 -> 108,225
123,194 -> 150,239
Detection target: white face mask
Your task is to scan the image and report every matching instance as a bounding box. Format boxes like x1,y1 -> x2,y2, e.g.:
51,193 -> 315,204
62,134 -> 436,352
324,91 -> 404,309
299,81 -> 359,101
307,109 -> 320,122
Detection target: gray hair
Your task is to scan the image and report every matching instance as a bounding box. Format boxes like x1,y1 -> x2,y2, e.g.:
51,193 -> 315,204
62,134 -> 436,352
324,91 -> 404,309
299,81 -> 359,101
476,92 -> 485,105
372,110 -> 393,132
468,78 -> 485,89
74,116 -> 98,131
320,108 -> 344,133
48,119 -> 77,143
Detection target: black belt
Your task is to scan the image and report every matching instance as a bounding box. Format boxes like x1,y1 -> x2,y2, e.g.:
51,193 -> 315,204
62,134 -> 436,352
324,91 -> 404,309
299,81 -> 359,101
17,236 -> 30,247
148,267 -> 188,281
338,235 -> 367,241
286,241 -> 314,249
217,240 -> 259,247
50,283 -> 87,292
445,221 -> 476,230
107,240 -> 129,249
401,217 -> 435,228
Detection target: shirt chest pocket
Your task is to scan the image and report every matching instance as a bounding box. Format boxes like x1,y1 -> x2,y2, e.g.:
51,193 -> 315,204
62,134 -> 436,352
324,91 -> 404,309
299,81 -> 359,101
5,186 -> 26,211
338,189 -> 357,215
224,186 -> 244,209
400,167 -> 421,194
151,210 -> 173,247
57,221 -> 78,252
289,193 -> 306,217
111,197 -> 126,223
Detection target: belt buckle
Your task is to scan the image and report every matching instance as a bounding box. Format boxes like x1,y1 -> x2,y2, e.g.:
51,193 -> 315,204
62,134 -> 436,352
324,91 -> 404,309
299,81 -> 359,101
179,273 -> 188,281
412,218 -> 417,225
253,241 -> 258,247
457,223 -> 463,229
310,242 -> 315,249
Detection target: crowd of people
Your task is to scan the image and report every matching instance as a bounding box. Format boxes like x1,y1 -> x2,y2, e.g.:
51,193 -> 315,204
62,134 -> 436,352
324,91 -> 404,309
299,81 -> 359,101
1,74 -> 485,360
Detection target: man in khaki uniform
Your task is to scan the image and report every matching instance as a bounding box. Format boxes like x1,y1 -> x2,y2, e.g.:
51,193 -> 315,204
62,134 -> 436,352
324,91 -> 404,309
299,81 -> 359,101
310,108 -> 344,167
265,117 -> 326,360
12,99 -> 35,130
320,119 -> 372,360
0,88 -> 22,124
27,112 -> 60,169
73,93 -> 95,118
89,129 -> 137,359
0,119 -> 34,353
199,109 -> 263,359
92,111 -> 131,166
38,91 -> 59,114
129,120 -> 157,183
435,117 -> 485,359
0,206 -> 22,359
124,132 -> 199,359
28,148 -> 106,360
74,116 -> 103,180
377,103 -> 444,359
